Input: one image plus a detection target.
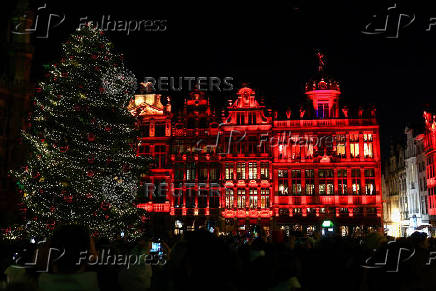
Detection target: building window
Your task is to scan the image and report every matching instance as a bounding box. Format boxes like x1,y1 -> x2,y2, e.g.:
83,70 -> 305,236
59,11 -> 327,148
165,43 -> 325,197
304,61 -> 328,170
141,123 -> 150,137
237,189 -> 246,208
260,162 -> 269,179
199,167 -> 208,181
173,140 -> 185,154
175,164 -> 184,180
247,137 -> 257,154
154,145 -> 167,168
237,163 -> 246,179
336,135 -> 346,158
350,134 -> 360,158
237,113 -> 244,125
364,133 -> 373,158
422,196 -> 427,215
338,169 -> 348,195
234,140 -> 243,153
186,163 -> 196,181
259,139 -> 269,153
153,179 -> 167,203
199,118 -> 207,128
138,144 -> 150,154
305,137 -> 314,159
317,103 -> 329,119
290,136 -> 301,160
187,118 -> 195,129
155,123 -> 166,137
225,189 -> 234,208
225,163 -> 234,180
352,169 -> 361,194
319,169 -> 334,195
291,170 -> 302,195
210,166 -> 218,181
260,189 -> 270,208
174,186 -> 183,207
278,170 -> 288,195
249,189 -> 258,208
278,143 -> 287,160
248,162 -> 257,179
364,168 -> 375,195
305,169 -> 315,195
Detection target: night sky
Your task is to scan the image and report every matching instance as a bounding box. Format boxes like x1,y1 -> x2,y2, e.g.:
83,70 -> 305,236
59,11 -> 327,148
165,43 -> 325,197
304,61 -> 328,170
4,0 -> 436,158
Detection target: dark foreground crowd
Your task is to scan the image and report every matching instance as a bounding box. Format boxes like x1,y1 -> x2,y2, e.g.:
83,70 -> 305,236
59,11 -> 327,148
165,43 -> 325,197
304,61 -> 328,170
1,225 -> 436,291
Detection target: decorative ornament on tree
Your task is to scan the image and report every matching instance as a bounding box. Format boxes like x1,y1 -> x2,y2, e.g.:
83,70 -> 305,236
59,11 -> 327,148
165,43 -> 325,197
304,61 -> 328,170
100,201 -> 110,211
59,145 -> 69,153
64,195 -> 73,203
87,133 -> 95,142
47,222 -> 56,230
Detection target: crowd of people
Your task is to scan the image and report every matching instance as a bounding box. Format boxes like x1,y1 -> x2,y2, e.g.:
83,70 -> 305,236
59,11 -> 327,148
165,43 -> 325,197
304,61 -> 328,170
1,225 -> 436,291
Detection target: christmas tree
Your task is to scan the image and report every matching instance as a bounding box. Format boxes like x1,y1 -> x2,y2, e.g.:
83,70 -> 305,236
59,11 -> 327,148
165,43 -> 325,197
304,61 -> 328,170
8,24 -> 147,241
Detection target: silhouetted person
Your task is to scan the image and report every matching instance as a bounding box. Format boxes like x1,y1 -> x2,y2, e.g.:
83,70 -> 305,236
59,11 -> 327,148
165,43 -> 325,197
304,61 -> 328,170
38,224 -> 100,291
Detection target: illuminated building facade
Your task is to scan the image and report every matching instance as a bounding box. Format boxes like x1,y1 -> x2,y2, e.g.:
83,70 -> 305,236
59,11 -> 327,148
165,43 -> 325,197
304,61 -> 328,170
131,66 -> 383,235
404,128 -> 429,236
383,145 -> 407,237
424,111 -> 436,227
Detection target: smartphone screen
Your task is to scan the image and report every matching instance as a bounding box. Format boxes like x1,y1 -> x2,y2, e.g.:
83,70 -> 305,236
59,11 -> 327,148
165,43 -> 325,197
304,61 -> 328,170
151,242 -> 161,252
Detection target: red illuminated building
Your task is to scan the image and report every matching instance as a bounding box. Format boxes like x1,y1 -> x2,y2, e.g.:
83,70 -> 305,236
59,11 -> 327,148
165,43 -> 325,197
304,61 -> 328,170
424,111 -> 436,221
130,62 -> 383,235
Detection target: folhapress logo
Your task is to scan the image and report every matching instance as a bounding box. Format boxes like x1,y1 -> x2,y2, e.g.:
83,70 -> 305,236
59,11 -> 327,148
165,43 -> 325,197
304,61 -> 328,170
12,3 -> 65,39
362,3 -> 436,38
11,3 -> 167,39
361,4 -> 415,39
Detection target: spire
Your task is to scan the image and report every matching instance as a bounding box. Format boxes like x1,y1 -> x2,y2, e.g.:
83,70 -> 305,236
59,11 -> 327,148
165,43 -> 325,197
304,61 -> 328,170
305,51 -> 340,119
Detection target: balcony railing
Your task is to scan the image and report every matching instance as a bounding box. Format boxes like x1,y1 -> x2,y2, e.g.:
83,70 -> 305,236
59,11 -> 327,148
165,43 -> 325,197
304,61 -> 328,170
274,194 -> 380,206
273,118 -> 377,128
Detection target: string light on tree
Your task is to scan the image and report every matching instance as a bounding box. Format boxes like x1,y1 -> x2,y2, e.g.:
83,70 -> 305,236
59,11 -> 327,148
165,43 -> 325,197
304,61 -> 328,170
7,23 -> 149,241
